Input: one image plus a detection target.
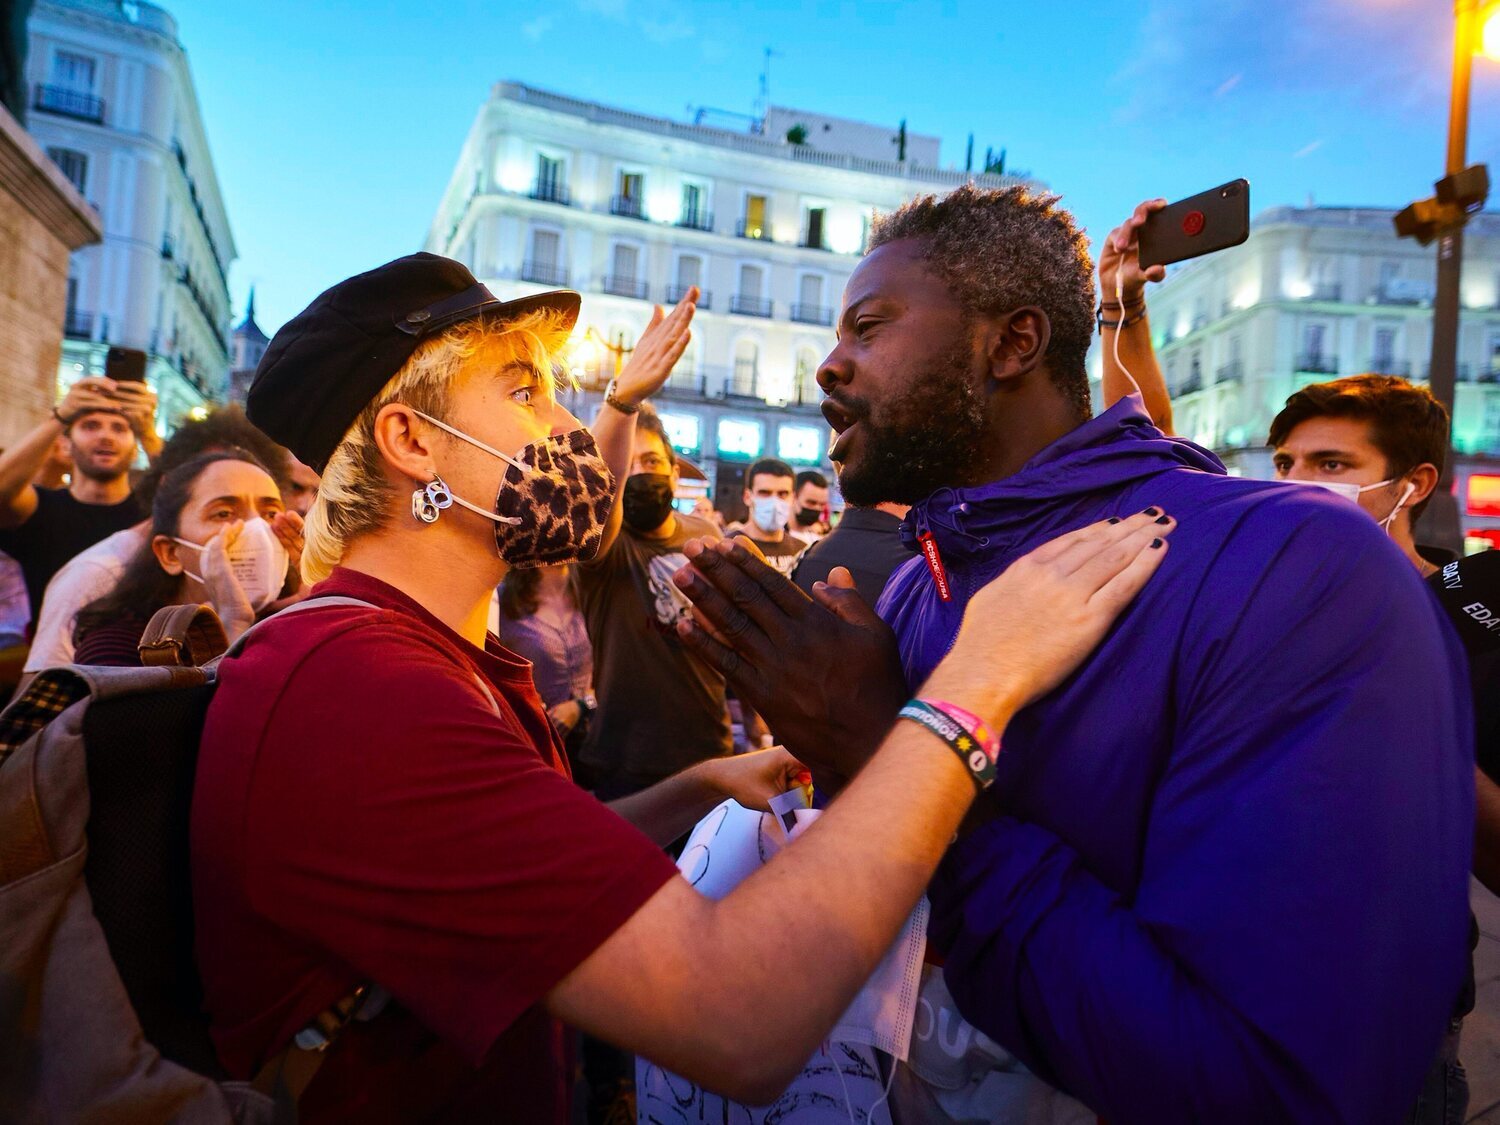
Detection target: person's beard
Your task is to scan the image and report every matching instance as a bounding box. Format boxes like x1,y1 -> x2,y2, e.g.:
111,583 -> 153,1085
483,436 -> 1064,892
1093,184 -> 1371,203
835,340 -> 989,507
72,442 -> 131,483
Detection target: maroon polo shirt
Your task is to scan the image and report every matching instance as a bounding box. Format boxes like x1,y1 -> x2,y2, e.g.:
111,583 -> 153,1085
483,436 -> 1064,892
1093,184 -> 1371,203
191,568 -> 677,1123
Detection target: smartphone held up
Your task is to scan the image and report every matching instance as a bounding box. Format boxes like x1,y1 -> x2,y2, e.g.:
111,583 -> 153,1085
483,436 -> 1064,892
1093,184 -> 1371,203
1137,180 -> 1250,270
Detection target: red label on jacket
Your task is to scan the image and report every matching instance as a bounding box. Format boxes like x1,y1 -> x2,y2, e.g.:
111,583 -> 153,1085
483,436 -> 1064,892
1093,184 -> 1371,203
918,531 -> 952,602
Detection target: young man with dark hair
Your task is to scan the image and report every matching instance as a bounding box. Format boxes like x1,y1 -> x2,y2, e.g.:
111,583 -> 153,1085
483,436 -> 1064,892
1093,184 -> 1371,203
0,377 -> 159,625
675,182 -> 1472,1123
791,469 -> 830,540
577,401 -> 732,798
1268,374 -> 1447,572
732,457 -> 807,576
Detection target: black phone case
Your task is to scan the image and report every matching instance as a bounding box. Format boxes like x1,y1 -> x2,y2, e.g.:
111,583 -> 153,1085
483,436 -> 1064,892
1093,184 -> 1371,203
1138,180 -> 1250,270
105,347 -> 147,383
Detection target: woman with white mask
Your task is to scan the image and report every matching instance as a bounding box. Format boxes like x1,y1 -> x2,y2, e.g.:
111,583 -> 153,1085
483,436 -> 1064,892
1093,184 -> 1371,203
72,450 -> 294,663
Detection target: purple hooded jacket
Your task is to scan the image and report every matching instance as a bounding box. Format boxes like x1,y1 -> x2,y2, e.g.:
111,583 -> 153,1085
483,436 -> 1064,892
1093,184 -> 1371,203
876,397 -> 1473,1124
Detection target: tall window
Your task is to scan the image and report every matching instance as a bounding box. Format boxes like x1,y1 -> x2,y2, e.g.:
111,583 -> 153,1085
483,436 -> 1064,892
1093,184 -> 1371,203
676,255 -> 703,290
1304,324 -> 1326,361
681,182 -> 706,225
531,228 -> 559,268
795,346 -> 821,400
733,339 -> 760,385
803,207 -> 827,249
51,51 -> 95,91
738,263 -> 764,298
46,147 -> 87,194
536,154 -> 563,197
743,194 -> 768,238
798,274 -> 824,309
611,243 -> 639,280
618,171 -> 642,202
1373,327 -> 1396,368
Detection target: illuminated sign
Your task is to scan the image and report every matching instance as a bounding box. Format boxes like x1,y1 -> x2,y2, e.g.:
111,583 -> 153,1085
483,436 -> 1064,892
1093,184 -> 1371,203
1468,474 -> 1500,518
658,411 -> 701,456
777,425 -> 824,465
716,418 -> 763,459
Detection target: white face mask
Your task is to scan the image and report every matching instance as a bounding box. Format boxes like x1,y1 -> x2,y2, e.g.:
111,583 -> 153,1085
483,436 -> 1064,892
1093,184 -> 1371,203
174,516 -> 288,611
750,495 -> 792,534
1286,477 -> 1418,534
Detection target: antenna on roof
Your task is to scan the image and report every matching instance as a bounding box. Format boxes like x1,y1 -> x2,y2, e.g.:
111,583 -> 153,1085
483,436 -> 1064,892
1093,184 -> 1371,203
753,46 -> 780,131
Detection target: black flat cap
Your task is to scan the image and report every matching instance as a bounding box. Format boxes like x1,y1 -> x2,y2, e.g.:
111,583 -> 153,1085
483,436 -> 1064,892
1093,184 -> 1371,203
247,253 -> 580,472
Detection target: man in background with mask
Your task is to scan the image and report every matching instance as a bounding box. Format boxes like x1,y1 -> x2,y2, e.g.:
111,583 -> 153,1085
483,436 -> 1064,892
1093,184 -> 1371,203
1269,375 -> 1444,573
577,393 -> 732,801
791,470 -> 831,542
731,458 -> 808,576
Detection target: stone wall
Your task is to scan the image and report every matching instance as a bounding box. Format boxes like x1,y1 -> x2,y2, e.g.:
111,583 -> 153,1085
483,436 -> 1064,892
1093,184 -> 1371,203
0,99 -> 99,451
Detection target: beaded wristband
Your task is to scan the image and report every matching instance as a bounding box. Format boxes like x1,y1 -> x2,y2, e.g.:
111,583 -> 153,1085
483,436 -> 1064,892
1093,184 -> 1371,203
898,698 -> 1001,790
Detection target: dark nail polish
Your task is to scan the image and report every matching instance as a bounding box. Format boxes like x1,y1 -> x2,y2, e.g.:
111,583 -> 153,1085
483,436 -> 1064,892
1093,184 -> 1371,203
1154,514 -> 1171,525
1107,517 -> 1121,525
1150,537 -> 1164,549
1142,506 -> 1161,517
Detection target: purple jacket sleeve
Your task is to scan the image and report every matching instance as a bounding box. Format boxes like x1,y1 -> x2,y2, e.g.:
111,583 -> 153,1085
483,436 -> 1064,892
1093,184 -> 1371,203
928,510 -> 1474,1124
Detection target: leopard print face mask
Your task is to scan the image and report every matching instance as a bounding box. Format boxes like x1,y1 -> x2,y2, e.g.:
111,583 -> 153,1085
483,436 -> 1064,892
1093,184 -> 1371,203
411,410 -> 615,568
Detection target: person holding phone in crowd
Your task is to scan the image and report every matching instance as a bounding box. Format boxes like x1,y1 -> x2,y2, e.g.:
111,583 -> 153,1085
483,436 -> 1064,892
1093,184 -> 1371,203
0,375 -> 160,626
189,252 -> 1173,1123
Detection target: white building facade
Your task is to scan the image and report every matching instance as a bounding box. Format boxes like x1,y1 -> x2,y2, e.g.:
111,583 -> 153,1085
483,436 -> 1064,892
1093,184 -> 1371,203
426,81 -> 1032,518
1137,205 -> 1500,549
25,0 -> 235,430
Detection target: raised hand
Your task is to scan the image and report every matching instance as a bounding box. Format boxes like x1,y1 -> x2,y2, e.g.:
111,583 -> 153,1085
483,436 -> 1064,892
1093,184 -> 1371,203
610,288 -> 698,407
55,377 -> 120,424
198,522 -> 256,641
672,538 -> 909,788
1098,198 -> 1168,305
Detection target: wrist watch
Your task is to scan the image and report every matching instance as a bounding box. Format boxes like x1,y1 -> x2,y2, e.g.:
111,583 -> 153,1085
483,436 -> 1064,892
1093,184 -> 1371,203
604,380 -> 640,415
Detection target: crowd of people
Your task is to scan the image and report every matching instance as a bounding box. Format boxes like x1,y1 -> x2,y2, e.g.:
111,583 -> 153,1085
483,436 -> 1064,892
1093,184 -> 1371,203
0,180 -> 1488,1125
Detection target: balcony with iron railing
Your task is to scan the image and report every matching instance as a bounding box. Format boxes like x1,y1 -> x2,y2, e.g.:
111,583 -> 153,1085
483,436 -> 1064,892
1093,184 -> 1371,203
729,294 -> 773,318
665,283 -> 711,309
1479,366 -> 1500,385
602,275 -> 648,299
521,260 -> 569,286
790,303 -> 833,326
800,229 -> 829,252
1306,281 -> 1343,302
609,194 -> 645,219
530,179 -> 571,206
1366,358 -> 1412,377
661,367 -> 708,397
63,309 -> 94,338
725,363 -> 760,398
1295,353 -> 1339,375
736,218 -> 773,241
677,209 -> 714,232
1179,374 -> 1204,395
33,84 -> 104,124
1215,360 -> 1244,384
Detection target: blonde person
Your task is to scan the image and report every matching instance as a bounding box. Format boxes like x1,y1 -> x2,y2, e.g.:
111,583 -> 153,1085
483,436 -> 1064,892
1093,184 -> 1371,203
188,253 -> 1173,1122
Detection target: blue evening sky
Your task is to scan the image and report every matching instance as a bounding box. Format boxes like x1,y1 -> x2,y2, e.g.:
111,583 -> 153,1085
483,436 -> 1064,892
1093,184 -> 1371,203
163,0 -> 1500,336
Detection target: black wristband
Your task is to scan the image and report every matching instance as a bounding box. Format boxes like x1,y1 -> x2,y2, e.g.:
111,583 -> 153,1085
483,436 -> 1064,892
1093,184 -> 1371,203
52,406 -> 74,427
1097,306 -> 1148,331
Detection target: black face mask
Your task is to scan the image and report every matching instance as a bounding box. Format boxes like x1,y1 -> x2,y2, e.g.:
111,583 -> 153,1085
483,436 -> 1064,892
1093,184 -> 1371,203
795,506 -> 822,527
622,473 -> 676,532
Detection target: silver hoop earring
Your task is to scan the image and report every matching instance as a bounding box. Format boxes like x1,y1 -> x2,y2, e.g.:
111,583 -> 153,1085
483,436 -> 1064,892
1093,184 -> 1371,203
424,476 -> 454,512
412,487 -> 440,524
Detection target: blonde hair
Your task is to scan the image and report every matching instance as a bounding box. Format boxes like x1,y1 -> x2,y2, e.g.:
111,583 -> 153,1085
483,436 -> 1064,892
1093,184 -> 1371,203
301,308 -> 573,583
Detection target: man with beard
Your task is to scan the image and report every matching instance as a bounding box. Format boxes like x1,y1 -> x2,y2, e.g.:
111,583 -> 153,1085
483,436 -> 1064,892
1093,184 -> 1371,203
671,184 -> 1473,1123
0,376 -> 159,627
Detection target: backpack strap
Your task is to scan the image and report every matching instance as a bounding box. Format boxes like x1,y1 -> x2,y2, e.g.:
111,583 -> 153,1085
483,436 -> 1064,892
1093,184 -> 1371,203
211,595 -> 382,669
138,604 -> 229,668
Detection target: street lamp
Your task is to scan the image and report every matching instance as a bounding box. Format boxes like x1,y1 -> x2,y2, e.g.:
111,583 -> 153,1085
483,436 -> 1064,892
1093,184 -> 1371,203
1397,0 -> 1498,552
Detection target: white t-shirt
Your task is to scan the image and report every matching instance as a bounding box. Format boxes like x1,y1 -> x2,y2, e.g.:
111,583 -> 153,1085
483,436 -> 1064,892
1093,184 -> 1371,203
24,524 -> 147,672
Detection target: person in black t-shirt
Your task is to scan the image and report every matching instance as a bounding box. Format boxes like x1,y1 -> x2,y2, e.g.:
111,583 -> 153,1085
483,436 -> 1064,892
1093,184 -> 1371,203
0,376 -> 158,625
792,501 -> 916,604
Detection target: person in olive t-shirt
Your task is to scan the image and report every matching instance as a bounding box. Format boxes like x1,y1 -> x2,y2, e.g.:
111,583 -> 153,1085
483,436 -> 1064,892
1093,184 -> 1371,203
577,408 -> 731,798
0,376 -> 158,625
